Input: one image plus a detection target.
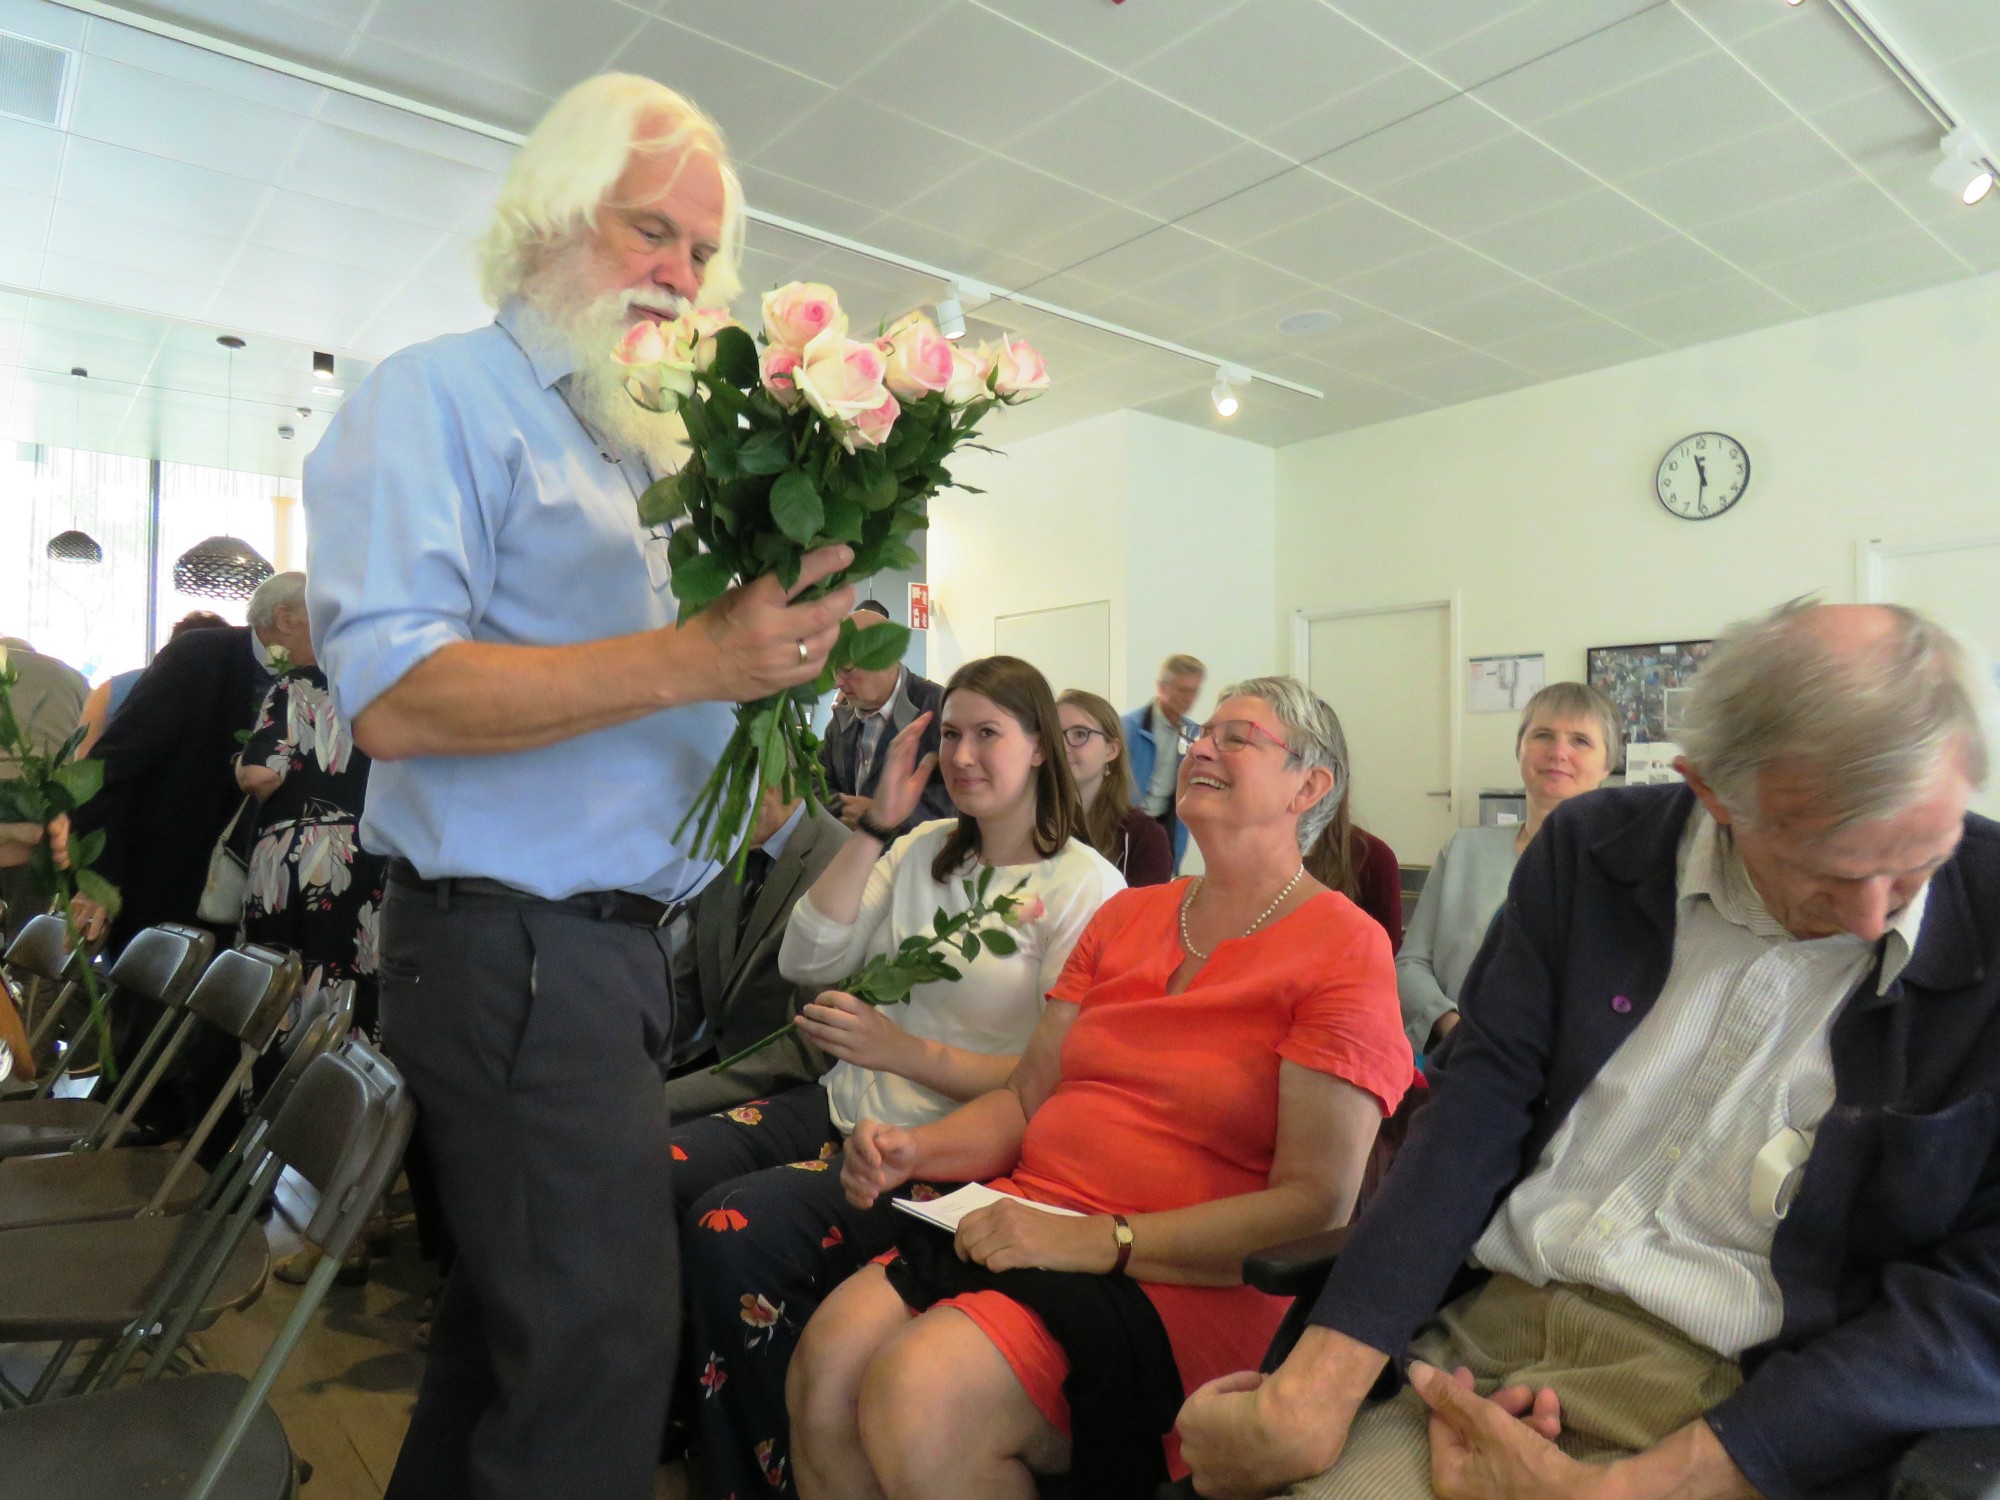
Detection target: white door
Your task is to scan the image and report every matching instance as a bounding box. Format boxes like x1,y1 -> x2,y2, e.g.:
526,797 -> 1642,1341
1875,537 -> 2000,822
1304,603 -> 1454,867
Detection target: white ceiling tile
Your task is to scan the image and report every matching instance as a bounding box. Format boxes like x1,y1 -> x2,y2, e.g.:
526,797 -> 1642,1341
69,55 -> 310,184
337,37 -> 553,135
1127,140 -> 1297,222
0,117 -> 65,196
59,136 -> 272,237
845,7 -> 1108,152
1543,235 -> 1738,310
87,0 -> 358,74
310,91 -> 519,176
244,190 -> 449,279
405,238 -> 482,296
1923,211 -> 2000,274
1068,226 -> 1218,291
1670,0 -> 1787,46
736,164 -> 882,240
1311,94 -> 1514,193
370,277 -> 494,335
0,187 -> 52,252
80,14 -> 321,113
1466,4 -> 1714,123
1422,0 -> 1663,81
1135,0 -> 1407,138
0,0 -> 82,47
1697,178 -> 1919,268
1260,65 -> 1460,165
1462,187 -> 1676,276
860,218 -> 1051,294
45,199 -> 239,285
38,252 -> 217,323
1419,281 -> 1590,345
1323,0 -> 1527,57
1311,378 -> 1439,430
1614,274 -> 1797,346
757,95 -> 986,215
1532,53 -> 1796,180
1177,164 -> 1353,243
661,0 -> 936,87
348,315 -> 439,360
1617,121 -> 1858,228
610,19 -> 835,160
1483,312 -> 1661,376
1723,4 -> 1897,114
1389,351 -> 1533,404
1752,225 -> 1968,315
1806,86 -> 1938,169
1246,196 -> 1447,284
1338,245 -> 1525,317
205,288 -> 358,352
1142,251 -> 1325,325
973,0 -> 1253,73
1137,378 -> 1325,444
226,243 -> 405,320
280,122 -> 499,231
1005,81 -> 1241,202
366,0 -> 646,97
1319,318 -> 1466,376
1370,131 -> 1602,238
897,155 -> 1126,264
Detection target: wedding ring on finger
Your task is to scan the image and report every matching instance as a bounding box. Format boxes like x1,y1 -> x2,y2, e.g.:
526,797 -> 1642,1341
796,639 -> 809,663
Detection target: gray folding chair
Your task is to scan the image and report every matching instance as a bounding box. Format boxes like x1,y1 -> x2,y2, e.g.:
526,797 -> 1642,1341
0,915 -> 84,1095
0,938 -> 286,1163
0,1040 -> 414,1500
0,984 -> 354,1232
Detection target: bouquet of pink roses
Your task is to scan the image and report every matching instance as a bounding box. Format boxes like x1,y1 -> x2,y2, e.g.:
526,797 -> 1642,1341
612,282 -> 1048,873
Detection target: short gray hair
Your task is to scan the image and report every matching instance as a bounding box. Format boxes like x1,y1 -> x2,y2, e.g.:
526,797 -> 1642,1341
247,571 -> 307,631
1677,598 -> 1992,830
1516,680 -> 1624,769
1214,675 -> 1349,851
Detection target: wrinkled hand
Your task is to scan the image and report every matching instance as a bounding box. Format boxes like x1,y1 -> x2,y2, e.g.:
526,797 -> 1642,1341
836,793 -> 873,830
956,1198 -> 1115,1274
1413,1360 -> 1594,1500
682,543 -> 856,703
68,895 -> 108,943
797,990 -> 916,1074
0,822 -> 43,871
1177,1371 -> 1343,1500
842,1117 -> 919,1209
865,713 -> 938,832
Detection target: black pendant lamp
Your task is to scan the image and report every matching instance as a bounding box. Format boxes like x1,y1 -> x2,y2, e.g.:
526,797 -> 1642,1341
45,369 -> 105,565
171,336 -> 274,602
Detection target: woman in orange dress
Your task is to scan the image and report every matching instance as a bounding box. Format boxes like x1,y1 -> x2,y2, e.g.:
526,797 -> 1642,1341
785,676 -> 1414,1500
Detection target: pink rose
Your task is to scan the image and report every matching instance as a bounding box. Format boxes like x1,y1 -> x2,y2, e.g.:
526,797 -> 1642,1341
842,391 -> 900,452
610,316 -> 696,412
942,345 -> 993,407
688,307 -> 741,372
760,346 -> 804,408
793,327 -> 890,427
761,281 -> 846,353
990,337 -> 1050,402
877,311 -> 954,400
1001,893 -> 1045,928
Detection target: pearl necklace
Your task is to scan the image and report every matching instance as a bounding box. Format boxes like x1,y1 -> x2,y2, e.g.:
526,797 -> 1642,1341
1178,866 -> 1306,960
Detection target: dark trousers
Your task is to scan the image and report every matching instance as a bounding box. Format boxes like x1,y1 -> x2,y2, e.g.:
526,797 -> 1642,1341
377,884 -> 679,1500
671,1085 -> 945,1500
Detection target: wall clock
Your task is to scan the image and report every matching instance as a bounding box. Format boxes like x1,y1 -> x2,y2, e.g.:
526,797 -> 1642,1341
1655,432 -> 1749,520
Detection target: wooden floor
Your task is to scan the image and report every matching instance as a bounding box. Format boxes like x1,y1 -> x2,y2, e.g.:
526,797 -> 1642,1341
1,1176 -> 694,1500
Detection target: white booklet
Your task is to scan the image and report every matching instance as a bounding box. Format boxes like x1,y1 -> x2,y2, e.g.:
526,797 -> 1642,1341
891,1181 -> 1085,1234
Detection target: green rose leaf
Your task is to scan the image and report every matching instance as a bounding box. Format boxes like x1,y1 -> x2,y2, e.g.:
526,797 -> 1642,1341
771,468 -> 825,546
73,828 -> 106,869
670,551 -> 735,611
75,867 -> 121,920
711,325 -> 759,387
845,621 -> 910,672
738,432 -> 791,477
52,757 -> 102,805
821,495 -> 865,543
979,928 -> 1020,957
680,389 -> 713,446
637,473 -> 689,528
959,933 -> 979,963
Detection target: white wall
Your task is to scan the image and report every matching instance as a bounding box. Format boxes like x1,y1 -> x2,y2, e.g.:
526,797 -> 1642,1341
1275,270 -> 2000,819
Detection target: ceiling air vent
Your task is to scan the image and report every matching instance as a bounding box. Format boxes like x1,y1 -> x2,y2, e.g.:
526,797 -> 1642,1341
0,30 -> 75,129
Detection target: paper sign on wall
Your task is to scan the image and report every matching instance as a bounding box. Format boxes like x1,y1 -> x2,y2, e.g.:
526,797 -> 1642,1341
908,582 -> 931,631
1625,743 -> 1686,785
1467,653 -> 1546,713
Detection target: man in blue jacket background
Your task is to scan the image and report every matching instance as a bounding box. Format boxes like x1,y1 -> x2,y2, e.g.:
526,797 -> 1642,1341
1123,651 -> 1205,873
1178,598 -> 1999,1500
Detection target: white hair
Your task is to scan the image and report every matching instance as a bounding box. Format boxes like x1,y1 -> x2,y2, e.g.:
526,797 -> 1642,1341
476,73 -> 746,311
248,571 -> 307,631
1215,675 -> 1349,851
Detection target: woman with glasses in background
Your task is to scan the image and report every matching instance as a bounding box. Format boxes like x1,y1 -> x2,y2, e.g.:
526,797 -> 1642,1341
788,676 -> 1412,1500
1056,690 -> 1173,888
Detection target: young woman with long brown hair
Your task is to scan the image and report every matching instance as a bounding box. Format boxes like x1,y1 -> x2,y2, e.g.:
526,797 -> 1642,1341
1056,689 -> 1173,887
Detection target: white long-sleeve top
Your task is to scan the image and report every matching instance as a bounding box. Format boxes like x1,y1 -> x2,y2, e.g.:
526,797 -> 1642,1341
778,819 -> 1125,1135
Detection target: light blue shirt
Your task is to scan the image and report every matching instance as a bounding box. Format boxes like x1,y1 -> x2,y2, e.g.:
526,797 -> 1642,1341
303,298 -> 734,903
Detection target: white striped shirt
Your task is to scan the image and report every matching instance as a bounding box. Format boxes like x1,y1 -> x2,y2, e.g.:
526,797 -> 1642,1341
1472,806 -> 1927,1357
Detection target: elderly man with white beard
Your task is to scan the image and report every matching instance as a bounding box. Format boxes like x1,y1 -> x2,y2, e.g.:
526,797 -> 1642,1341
304,75 -> 855,1500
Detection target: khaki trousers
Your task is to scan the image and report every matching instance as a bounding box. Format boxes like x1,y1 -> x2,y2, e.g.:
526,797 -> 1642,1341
1288,1275 -> 1742,1500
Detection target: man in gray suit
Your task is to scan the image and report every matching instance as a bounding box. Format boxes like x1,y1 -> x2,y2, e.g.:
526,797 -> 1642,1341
817,604 -> 953,840
663,788 -> 848,1121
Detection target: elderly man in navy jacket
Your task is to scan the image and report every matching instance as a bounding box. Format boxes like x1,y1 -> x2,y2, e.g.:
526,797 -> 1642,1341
1179,599 -> 1999,1500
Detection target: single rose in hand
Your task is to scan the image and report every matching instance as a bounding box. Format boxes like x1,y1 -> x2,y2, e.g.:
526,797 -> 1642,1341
794,328 -> 892,426
761,346 -> 804,408
844,391 -> 900,452
762,281 -> 846,352
942,346 -> 993,407
991,337 -> 1050,402
612,316 -> 697,412
1002,893 -> 1045,928
879,311 -> 954,400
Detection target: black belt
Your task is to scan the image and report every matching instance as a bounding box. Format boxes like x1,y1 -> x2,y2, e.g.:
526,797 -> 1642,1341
386,858 -> 685,928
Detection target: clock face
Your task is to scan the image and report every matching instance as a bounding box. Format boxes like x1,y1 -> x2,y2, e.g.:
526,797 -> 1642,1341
1656,432 -> 1749,520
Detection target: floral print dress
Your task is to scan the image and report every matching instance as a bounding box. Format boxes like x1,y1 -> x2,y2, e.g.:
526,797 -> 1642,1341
239,668 -> 385,1038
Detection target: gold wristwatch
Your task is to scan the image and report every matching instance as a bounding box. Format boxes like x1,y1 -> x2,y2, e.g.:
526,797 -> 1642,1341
1110,1214 -> 1134,1275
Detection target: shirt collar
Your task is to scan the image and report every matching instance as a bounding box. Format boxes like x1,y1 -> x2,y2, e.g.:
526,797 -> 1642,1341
756,801 -> 806,863
865,668 -> 906,725
496,297 -> 579,390
1677,804 -> 1929,992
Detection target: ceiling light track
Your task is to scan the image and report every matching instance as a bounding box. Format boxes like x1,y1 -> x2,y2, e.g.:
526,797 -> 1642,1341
49,0 -> 1322,404
1818,0 -> 1997,204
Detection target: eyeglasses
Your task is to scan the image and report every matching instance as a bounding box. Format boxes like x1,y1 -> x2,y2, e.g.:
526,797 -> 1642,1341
1061,726 -> 1110,748
1190,718 -> 1293,756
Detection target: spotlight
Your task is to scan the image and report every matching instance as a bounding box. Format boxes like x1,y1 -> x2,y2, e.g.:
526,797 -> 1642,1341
312,350 -> 335,379
1210,367 -> 1242,418
1932,126 -> 1997,206
935,285 -> 966,341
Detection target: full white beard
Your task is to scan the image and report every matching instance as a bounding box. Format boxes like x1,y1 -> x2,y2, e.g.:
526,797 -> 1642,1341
524,252 -> 691,476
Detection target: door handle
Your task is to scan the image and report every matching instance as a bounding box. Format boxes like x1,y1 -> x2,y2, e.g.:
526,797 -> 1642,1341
1425,790 -> 1451,798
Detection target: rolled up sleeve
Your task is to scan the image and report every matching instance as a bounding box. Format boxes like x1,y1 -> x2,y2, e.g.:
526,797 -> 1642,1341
304,350 -> 501,723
